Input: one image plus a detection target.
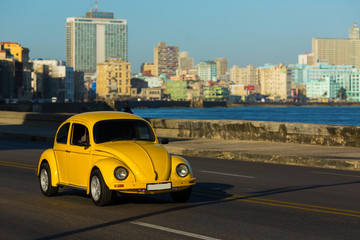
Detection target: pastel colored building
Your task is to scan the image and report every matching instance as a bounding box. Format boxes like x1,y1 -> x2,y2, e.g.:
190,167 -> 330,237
197,61 -> 217,82
166,81 -> 187,100
144,76 -> 163,88
306,68 -> 360,102
0,42 -> 30,63
230,65 -> 258,87
204,86 -> 229,101
258,63 -> 292,101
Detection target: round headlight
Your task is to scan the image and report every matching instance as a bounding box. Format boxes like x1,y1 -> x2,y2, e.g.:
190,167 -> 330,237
176,164 -> 189,177
114,167 -> 128,180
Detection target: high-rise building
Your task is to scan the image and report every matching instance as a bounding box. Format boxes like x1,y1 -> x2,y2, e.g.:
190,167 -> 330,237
96,58 -> 131,99
216,58 -> 228,77
154,42 -> 179,78
66,10 -> 127,76
312,23 -> 360,67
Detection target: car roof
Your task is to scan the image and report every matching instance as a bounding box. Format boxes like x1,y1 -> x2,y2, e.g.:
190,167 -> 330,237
66,111 -> 145,126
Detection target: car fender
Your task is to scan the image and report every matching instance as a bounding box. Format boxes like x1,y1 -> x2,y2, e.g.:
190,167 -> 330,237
37,149 -> 60,187
170,155 -> 194,179
87,157 -> 134,194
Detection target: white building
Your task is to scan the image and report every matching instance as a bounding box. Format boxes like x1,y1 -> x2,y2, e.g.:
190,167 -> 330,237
66,11 -> 127,77
144,76 -> 163,88
197,61 -> 217,82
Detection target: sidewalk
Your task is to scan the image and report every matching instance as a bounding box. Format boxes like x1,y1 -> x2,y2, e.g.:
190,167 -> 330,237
1,123 -> 360,171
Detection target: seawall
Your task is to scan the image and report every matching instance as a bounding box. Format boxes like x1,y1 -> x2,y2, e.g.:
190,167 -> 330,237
1,111 -> 360,147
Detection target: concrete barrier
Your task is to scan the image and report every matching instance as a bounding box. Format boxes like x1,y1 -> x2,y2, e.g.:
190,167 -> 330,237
1,111 -> 360,147
148,118 -> 360,147
0,111 -> 70,128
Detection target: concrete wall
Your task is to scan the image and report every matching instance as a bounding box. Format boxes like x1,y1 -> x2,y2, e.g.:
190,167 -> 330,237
0,111 -> 70,128
1,111 -> 360,147
148,118 -> 360,147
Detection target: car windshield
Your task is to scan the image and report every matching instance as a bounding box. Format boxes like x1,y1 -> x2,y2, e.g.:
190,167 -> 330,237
93,119 -> 156,144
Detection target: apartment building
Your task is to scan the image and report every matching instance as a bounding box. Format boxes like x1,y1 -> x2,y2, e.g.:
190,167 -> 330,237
96,58 -> 131,99
230,65 -> 259,87
197,61 -> 217,82
259,64 -> 291,101
154,42 -> 179,78
32,60 -> 76,102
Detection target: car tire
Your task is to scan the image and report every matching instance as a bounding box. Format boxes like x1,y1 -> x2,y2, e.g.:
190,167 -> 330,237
39,162 -> 59,197
90,169 -> 113,206
171,186 -> 192,203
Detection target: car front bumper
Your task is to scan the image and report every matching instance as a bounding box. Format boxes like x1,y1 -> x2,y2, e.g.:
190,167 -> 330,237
109,178 -> 196,194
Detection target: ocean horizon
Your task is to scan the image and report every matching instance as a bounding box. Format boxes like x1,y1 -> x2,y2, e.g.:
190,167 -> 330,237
132,106 -> 360,126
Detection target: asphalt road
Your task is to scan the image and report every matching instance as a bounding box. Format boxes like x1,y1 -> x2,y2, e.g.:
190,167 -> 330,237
1,137 -> 360,240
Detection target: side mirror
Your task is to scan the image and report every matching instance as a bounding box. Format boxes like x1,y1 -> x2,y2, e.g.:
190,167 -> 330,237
160,138 -> 169,144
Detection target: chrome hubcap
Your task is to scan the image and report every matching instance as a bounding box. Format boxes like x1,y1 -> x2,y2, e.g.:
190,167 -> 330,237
40,169 -> 49,192
91,176 -> 101,201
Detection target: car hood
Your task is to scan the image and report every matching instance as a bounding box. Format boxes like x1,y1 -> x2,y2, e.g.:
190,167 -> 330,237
94,141 -> 171,182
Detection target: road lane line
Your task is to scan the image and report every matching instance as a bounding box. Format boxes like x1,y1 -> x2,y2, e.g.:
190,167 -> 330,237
3,160 -> 360,218
313,171 -> 360,178
247,196 -> 360,215
194,190 -> 360,218
200,170 -> 256,179
131,222 -> 221,240
0,160 -> 37,170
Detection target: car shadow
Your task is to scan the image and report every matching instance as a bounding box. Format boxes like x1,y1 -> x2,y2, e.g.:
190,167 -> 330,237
55,181 -> 234,205
36,180 -> 360,240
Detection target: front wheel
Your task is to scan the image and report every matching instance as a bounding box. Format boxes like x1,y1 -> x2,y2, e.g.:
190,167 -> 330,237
171,187 -> 192,203
39,162 -> 58,196
90,169 -> 113,206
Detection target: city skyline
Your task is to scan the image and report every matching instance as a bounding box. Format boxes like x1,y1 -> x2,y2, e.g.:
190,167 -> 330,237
2,0 -> 360,72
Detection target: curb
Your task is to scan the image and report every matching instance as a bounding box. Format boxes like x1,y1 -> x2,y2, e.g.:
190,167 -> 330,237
165,147 -> 360,171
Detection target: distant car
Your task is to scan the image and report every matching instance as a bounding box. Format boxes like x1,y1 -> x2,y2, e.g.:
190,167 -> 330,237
37,111 -> 196,206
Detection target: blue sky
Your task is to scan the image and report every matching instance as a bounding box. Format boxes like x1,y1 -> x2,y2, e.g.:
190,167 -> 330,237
2,0 -> 360,72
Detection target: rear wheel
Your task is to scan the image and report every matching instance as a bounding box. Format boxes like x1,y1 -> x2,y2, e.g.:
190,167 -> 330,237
39,162 -> 58,196
90,169 -> 113,206
171,187 -> 192,203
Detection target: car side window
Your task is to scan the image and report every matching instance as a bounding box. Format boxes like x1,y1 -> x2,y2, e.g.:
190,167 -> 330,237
71,123 -> 89,146
56,123 -> 70,144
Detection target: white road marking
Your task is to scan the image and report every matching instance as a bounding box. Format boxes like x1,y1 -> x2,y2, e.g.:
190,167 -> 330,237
201,170 -> 256,179
131,221 -> 221,240
313,171 -> 360,178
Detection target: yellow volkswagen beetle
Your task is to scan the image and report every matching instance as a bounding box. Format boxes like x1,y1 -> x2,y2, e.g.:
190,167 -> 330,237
37,111 -> 196,206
